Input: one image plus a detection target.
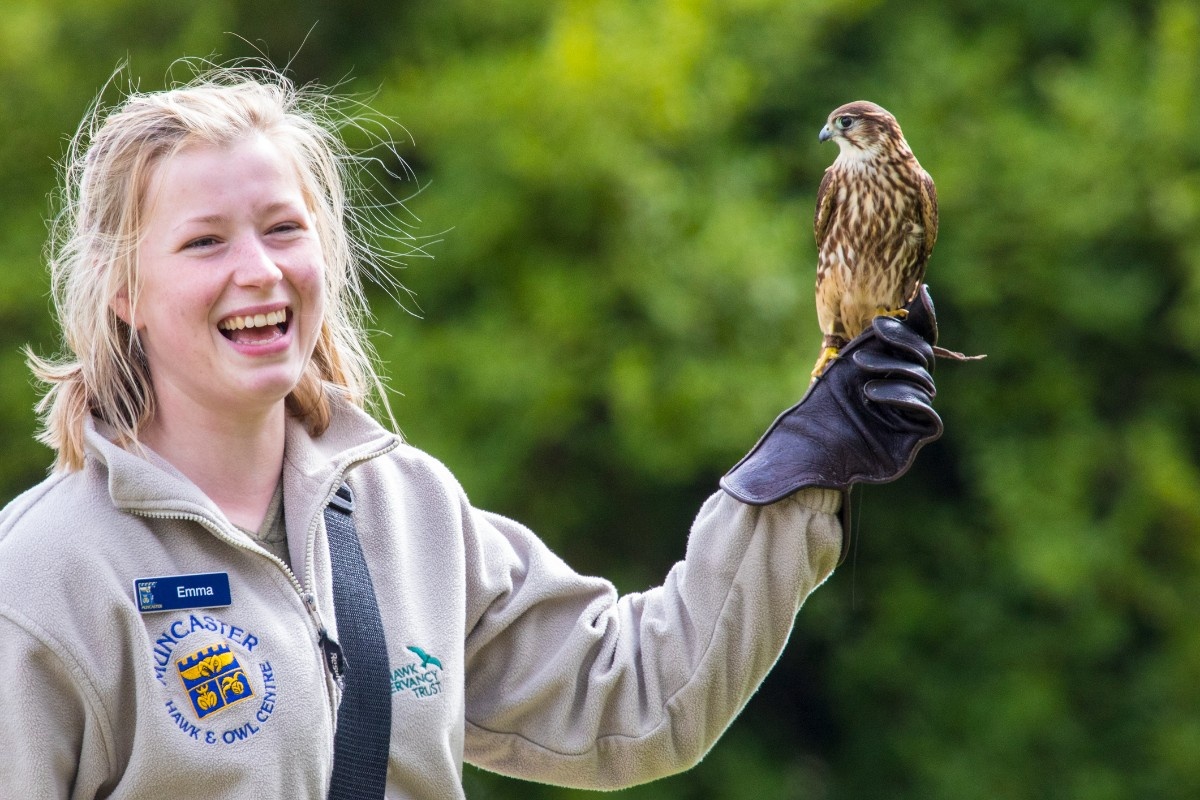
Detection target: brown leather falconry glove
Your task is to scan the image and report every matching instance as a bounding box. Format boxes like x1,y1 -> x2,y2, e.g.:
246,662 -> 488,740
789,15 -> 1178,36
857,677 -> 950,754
720,285 -> 944,562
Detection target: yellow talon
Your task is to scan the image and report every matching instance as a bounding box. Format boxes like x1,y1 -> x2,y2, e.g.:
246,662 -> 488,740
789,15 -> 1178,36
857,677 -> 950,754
875,307 -> 909,320
811,346 -> 840,379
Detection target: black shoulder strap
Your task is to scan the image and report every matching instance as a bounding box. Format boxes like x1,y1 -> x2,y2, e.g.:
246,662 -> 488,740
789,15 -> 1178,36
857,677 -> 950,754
323,483 -> 392,800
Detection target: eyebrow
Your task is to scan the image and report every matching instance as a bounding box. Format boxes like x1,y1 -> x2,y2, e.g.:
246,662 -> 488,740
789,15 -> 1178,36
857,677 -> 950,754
172,201 -> 307,232
174,214 -> 227,230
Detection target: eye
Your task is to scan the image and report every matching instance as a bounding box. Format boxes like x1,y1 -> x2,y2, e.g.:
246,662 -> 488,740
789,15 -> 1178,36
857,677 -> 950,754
835,115 -> 855,130
183,235 -> 220,250
268,221 -> 304,236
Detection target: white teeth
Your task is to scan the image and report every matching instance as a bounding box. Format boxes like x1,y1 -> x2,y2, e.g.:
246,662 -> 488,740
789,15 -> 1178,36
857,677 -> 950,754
219,309 -> 287,331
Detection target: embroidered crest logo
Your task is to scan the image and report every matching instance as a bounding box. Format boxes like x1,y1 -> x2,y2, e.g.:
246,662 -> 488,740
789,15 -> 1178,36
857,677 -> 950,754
177,643 -> 254,719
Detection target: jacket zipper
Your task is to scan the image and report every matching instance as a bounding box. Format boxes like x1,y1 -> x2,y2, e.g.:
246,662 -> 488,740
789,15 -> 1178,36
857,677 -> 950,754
130,508 -> 309,597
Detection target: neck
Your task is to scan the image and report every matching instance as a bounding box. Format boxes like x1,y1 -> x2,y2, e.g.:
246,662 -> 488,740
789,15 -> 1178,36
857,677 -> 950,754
139,403 -> 287,531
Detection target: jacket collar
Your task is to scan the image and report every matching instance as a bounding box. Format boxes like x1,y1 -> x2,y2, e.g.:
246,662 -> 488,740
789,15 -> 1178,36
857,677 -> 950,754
85,392 -> 401,529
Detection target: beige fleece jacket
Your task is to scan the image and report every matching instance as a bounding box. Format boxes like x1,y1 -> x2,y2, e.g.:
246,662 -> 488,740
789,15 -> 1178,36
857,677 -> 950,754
0,396 -> 842,798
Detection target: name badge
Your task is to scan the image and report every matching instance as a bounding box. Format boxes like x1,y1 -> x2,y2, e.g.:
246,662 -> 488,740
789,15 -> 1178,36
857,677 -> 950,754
134,572 -> 232,613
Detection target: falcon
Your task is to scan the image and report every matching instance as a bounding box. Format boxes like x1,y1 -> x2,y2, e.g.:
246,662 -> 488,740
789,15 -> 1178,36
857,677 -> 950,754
811,101 -> 937,377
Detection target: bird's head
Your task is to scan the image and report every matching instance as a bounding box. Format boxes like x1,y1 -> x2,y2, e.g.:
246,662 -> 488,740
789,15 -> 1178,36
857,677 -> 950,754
819,101 -> 910,161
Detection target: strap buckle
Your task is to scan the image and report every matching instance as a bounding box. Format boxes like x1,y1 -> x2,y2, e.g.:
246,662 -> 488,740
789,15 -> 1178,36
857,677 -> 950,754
328,483 -> 355,515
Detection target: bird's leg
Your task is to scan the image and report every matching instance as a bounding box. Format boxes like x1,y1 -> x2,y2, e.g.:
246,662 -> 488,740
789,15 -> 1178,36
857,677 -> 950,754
812,334 -> 849,380
811,347 -> 840,379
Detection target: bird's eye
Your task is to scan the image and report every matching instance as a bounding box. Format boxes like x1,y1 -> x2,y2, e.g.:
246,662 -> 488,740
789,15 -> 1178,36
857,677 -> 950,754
836,115 -> 854,130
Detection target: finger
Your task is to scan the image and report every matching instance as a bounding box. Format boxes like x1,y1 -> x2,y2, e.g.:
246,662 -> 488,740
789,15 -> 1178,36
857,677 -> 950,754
872,317 -> 935,365
901,284 -> 939,344
851,350 -> 936,396
864,380 -> 944,437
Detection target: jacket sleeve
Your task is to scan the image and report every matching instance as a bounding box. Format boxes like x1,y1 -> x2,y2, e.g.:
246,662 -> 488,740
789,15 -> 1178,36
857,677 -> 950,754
460,487 -> 842,789
0,607 -> 114,800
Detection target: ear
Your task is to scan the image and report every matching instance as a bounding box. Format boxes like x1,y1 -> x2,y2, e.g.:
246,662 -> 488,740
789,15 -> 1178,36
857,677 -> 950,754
111,287 -> 140,329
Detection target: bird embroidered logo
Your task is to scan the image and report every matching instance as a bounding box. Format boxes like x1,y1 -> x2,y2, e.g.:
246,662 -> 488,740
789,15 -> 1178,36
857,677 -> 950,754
811,100 -> 938,377
176,643 -> 255,719
406,645 -> 442,670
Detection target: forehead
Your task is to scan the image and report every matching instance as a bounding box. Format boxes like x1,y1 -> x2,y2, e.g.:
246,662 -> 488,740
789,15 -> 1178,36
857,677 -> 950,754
829,101 -> 889,119
142,134 -> 308,216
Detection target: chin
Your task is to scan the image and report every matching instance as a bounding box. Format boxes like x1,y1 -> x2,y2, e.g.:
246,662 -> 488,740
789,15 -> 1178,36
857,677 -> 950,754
237,375 -> 305,409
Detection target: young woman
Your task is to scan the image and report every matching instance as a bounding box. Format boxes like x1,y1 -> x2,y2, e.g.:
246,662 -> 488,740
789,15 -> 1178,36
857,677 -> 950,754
0,66 -> 942,798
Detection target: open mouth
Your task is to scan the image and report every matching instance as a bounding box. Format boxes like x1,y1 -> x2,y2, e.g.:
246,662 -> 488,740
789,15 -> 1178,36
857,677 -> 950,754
218,308 -> 290,344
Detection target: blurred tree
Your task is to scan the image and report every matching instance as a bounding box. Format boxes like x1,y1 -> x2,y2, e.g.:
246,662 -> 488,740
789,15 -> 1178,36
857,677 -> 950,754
3,0 -> 1199,797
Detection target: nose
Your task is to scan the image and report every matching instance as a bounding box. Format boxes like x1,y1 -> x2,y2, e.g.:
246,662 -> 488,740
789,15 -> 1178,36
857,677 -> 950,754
232,236 -> 284,287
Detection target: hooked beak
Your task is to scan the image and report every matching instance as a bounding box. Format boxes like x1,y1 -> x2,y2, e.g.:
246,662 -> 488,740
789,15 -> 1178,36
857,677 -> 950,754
818,124 -> 834,143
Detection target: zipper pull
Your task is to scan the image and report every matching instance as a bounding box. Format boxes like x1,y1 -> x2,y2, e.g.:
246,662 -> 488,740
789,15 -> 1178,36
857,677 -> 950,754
318,629 -> 348,690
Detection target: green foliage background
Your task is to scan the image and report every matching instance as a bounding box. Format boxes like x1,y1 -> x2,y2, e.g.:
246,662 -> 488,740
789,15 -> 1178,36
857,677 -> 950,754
3,0 -> 1199,797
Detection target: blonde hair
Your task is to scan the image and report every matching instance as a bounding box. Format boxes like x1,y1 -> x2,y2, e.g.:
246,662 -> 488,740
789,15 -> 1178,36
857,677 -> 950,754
29,64 -> 405,471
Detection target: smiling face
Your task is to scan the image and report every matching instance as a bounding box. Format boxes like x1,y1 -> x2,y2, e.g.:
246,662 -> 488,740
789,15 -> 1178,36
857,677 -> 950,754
123,134 -> 327,431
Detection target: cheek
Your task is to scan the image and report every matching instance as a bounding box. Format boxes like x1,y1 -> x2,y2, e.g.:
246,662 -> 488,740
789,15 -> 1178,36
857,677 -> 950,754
297,259 -> 326,311
139,271 -> 223,329
292,258 -> 328,343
